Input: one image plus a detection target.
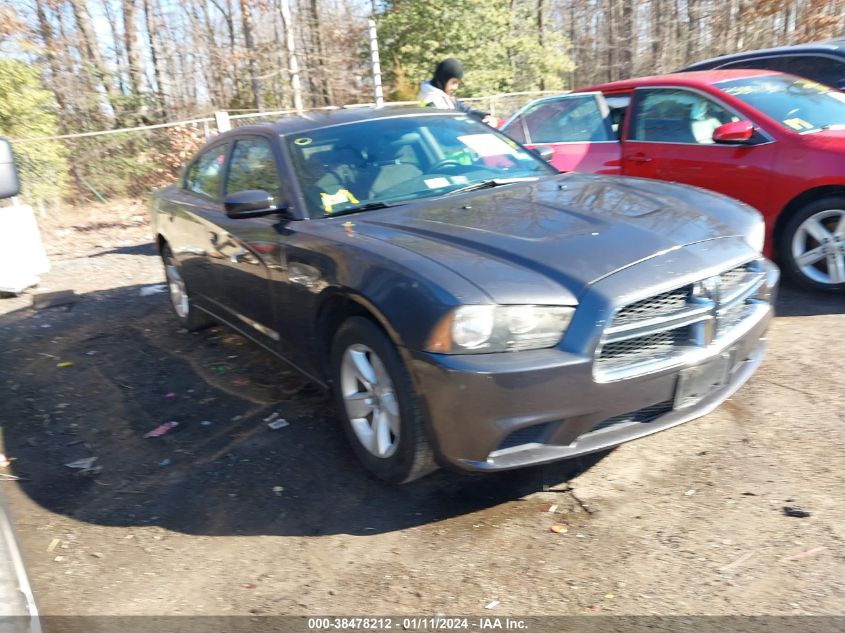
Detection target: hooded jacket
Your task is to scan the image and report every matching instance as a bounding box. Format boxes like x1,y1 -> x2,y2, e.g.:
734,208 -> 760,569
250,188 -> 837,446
417,81 -> 490,122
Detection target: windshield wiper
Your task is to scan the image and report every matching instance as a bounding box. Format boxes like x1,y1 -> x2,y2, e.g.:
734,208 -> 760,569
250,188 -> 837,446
446,177 -> 539,196
820,124 -> 845,130
326,201 -> 402,218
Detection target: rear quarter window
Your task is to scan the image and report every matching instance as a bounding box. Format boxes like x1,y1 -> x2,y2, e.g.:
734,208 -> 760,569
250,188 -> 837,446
184,144 -> 228,200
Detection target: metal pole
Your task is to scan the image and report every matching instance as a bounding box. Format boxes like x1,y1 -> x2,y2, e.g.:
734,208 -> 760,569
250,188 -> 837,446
368,18 -> 384,108
281,0 -> 304,113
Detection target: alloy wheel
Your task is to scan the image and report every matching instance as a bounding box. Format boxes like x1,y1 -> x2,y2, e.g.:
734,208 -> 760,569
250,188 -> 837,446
164,260 -> 190,319
340,344 -> 401,458
791,208 -> 845,286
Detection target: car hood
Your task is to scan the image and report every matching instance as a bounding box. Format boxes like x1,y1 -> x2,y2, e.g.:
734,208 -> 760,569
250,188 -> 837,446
347,173 -> 756,301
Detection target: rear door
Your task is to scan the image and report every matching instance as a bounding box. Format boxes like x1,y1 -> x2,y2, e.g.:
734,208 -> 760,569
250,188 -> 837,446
622,86 -> 776,213
501,93 -> 623,174
165,142 -> 229,307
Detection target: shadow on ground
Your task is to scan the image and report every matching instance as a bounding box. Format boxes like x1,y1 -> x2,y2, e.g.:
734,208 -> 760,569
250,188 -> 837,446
88,242 -> 158,258
0,283 -> 604,538
774,284 -> 844,317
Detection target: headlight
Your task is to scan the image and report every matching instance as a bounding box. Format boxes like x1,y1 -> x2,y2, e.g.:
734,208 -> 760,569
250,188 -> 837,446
746,217 -> 766,253
425,305 -> 575,353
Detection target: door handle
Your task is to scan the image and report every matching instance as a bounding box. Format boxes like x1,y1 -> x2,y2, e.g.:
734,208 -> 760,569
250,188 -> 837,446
628,153 -> 652,164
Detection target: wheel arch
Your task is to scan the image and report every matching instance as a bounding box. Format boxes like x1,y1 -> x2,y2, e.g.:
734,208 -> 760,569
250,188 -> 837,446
774,185 -> 845,257
314,290 -> 407,382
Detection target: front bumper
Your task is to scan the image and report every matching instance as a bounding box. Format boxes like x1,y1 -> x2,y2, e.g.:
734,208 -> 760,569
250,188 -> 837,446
409,257 -> 778,473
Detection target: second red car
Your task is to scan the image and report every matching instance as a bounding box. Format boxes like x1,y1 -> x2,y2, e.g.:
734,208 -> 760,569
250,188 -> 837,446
502,70 -> 845,292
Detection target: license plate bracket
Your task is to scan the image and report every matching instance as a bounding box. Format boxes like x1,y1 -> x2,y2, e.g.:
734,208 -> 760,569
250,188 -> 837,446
674,349 -> 735,409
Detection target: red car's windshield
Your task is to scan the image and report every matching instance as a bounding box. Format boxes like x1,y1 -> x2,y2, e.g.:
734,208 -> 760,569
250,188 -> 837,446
716,74 -> 845,133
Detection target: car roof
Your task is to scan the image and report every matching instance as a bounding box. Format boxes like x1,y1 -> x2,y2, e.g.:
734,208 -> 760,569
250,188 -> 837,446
681,38 -> 845,70
221,106 -> 462,138
576,69 -> 782,93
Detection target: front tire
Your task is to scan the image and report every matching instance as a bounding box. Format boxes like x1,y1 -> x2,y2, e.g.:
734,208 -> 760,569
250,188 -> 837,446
779,197 -> 845,292
330,317 -> 436,484
161,244 -> 215,331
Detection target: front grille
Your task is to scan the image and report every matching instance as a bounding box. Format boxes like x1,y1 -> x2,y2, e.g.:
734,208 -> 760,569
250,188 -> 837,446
595,261 -> 766,380
597,329 -> 688,372
612,288 -> 690,325
719,263 -> 754,297
589,400 -> 674,434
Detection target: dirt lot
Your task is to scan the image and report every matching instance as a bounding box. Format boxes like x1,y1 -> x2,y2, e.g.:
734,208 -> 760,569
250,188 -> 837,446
0,205 -> 843,620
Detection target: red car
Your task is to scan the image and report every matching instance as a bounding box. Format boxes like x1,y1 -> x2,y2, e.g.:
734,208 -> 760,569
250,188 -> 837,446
501,70 -> 845,292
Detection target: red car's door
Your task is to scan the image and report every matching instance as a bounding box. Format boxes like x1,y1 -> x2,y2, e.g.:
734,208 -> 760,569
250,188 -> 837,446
500,93 -> 622,174
621,87 -> 776,213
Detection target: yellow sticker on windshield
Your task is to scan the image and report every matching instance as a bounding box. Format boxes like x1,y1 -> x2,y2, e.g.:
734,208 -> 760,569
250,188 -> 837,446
783,117 -> 814,131
294,137 -> 312,146
321,189 -> 359,213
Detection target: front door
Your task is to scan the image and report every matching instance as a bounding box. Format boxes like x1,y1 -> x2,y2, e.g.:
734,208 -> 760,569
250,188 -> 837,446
500,92 -> 623,174
211,135 -> 286,346
622,87 -> 776,214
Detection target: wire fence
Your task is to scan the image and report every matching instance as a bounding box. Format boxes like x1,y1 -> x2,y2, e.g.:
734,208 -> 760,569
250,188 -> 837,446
11,91 -> 565,210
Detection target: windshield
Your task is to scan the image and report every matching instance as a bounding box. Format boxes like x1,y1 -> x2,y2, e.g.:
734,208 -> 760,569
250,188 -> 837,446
716,74 -> 845,133
284,114 -> 555,217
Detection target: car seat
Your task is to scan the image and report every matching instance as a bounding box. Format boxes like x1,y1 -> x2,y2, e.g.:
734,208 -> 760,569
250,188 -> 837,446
359,139 -> 423,197
690,101 -> 723,144
639,101 -> 697,143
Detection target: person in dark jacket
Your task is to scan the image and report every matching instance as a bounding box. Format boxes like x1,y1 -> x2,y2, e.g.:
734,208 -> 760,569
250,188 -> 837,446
417,58 -> 497,126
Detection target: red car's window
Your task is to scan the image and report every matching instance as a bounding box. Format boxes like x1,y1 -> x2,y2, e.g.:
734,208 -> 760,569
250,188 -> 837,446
717,75 -> 845,133
632,89 -> 740,144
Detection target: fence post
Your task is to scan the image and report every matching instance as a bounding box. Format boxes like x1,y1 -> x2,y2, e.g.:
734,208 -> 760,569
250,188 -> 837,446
214,111 -> 231,132
368,19 -> 384,108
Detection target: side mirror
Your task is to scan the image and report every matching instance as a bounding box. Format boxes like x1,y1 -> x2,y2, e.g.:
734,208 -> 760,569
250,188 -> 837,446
713,120 -> 754,144
532,145 -> 555,162
0,138 -> 21,200
224,189 -> 285,219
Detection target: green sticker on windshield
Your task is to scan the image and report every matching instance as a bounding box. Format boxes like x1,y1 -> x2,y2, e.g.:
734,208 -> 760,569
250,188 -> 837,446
294,137 -> 312,146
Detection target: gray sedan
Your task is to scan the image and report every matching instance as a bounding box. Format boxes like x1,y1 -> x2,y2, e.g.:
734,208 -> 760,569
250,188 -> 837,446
149,108 -> 778,483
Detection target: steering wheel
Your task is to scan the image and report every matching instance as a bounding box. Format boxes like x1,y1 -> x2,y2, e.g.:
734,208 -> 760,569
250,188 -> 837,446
429,159 -> 464,171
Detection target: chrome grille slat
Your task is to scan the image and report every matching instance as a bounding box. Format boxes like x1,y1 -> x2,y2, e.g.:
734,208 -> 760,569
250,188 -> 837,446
595,261 -> 766,381
611,288 -> 690,325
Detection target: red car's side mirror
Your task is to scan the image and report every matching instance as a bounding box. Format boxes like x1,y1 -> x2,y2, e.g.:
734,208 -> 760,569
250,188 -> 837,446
712,120 -> 754,144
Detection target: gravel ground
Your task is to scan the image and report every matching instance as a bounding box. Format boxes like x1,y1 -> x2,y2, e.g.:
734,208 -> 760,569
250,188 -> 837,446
0,208 -> 843,622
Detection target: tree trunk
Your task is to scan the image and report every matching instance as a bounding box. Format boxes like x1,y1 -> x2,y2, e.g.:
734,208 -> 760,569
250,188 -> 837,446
309,0 -> 334,105
122,0 -> 145,101
103,0 -> 127,95
619,0 -> 633,79
142,0 -> 167,117
33,0 -> 85,199
69,0 -> 120,121
239,0 -> 265,111
537,0 -> 545,90
280,0 -> 304,112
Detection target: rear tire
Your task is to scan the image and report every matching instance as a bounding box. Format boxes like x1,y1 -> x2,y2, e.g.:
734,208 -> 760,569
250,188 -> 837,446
161,243 -> 215,331
778,197 -> 845,292
330,317 -> 437,484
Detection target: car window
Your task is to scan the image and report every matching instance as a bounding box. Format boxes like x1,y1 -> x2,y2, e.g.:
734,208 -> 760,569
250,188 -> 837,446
225,138 -> 281,196
605,95 -> 631,138
716,74 -> 845,133
185,144 -> 228,200
505,95 -> 612,144
632,89 -> 740,144
721,55 -> 845,88
285,114 -> 555,217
